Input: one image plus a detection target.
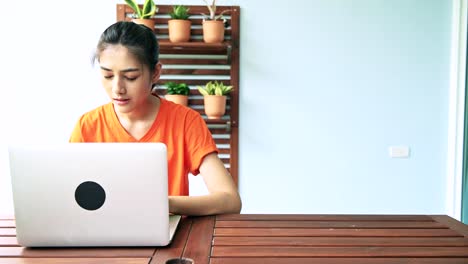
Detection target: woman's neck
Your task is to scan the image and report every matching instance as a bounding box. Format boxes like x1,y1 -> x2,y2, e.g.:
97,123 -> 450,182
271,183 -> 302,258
115,95 -> 160,123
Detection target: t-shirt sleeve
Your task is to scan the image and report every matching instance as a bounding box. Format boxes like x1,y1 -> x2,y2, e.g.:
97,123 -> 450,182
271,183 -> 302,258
184,111 -> 218,175
69,116 -> 85,142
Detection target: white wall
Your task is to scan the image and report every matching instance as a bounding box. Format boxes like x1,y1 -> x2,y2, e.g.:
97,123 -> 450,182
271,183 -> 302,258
238,0 -> 453,214
0,0 -> 457,216
0,1 -> 117,215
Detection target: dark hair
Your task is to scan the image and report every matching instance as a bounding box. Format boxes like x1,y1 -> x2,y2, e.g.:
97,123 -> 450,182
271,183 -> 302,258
93,21 -> 159,73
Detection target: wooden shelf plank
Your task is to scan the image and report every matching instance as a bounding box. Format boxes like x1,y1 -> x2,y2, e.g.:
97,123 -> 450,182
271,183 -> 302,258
159,40 -> 231,54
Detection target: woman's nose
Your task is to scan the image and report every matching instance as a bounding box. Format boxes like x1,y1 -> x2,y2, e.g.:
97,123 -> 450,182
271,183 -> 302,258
112,77 -> 125,94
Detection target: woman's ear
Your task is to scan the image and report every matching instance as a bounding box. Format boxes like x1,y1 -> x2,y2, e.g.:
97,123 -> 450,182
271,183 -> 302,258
151,62 -> 162,84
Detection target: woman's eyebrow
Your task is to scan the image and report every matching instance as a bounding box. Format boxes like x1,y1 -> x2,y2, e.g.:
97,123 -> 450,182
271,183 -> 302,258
100,66 -> 140,73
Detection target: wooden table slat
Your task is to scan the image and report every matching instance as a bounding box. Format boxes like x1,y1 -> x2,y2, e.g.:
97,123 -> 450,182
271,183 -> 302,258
0,220 -> 15,228
0,237 -> 18,246
431,215 -> 468,237
209,258 -> 468,264
214,228 -> 462,237
215,220 -> 446,229
150,217 -> 192,264
0,228 -> 16,236
0,247 -> 155,258
212,236 -> 468,246
0,258 -> 151,264
216,214 -> 435,221
211,246 -> 468,257
1,214 -> 467,263
181,216 -> 215,264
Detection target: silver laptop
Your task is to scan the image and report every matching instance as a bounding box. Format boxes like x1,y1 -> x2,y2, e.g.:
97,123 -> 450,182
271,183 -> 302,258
8,143 -> 181,247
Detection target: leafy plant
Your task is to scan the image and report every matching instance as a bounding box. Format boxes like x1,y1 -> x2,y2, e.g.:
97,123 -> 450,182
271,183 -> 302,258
169,5 -> 190,20
125,0 -> 157,19
165,82 -> 190,95
197,81 -> 233,96
201,0 -> 230,21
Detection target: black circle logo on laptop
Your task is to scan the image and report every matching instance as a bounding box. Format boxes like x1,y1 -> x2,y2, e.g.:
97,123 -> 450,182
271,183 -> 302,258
74,181 -> 106,210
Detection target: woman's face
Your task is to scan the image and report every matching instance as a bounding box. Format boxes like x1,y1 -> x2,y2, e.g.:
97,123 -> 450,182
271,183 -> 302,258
98,44 -> 160,115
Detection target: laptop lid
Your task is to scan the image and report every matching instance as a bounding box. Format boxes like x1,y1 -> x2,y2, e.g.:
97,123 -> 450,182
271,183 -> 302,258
8,143 -> 180,247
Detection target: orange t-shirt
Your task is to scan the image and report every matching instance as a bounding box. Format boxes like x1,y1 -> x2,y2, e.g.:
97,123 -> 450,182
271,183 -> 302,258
69,97 -> 218,196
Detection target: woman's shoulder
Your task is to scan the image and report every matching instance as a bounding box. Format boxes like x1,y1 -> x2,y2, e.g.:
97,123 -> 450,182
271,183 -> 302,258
77,102 -> 113,124
160,97 -> 201,121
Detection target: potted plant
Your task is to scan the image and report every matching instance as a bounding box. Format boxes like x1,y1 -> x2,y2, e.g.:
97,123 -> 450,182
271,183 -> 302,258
168,5 -> 191,43
124,0 -> 157,31
197,81 -> 233,119
164,82 -> 190,107
201,0 -> 230,43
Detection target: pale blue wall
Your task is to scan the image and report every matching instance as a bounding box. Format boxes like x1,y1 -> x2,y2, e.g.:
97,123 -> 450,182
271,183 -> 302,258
0,0 -> 455,215
237,0 -> 453,213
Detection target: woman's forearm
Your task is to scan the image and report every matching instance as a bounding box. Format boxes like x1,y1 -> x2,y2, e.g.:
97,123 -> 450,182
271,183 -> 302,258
169,192 -> 241,216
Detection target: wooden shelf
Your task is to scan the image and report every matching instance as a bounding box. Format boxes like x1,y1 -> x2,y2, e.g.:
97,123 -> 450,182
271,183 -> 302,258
117,4 -> 240,186
158,40 -> 232,57
204,119 -> 230,124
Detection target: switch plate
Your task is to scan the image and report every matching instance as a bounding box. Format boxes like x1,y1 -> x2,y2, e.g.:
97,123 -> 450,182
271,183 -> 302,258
389,146 -> 410,158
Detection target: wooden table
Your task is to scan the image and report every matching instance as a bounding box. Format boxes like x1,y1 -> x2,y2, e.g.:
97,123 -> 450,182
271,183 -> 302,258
1,214 -> 468,263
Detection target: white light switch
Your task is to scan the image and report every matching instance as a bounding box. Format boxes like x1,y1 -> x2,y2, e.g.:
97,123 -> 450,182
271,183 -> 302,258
389,146 -> 410,158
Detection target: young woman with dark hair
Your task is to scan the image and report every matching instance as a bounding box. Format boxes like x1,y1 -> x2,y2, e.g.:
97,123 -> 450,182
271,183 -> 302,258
70,21 -> 241,216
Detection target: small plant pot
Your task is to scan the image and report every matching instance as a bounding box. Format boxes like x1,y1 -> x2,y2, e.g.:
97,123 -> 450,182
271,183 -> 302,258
132,18 -> 155,31
202,20 -> 225,43
168,20 -> 192,43
204,95 -> 226,119
165,95 -> 188,107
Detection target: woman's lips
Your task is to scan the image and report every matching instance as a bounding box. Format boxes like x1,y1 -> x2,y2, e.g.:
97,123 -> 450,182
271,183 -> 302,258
113,98 -> 130,105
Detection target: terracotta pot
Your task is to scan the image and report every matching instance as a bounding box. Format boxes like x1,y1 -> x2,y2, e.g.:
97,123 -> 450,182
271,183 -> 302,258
132,19 -> 155,31
202,20 -> 225,43
204,95 -> 226,119
168,20 -> 192,43
165,95 -> 188,107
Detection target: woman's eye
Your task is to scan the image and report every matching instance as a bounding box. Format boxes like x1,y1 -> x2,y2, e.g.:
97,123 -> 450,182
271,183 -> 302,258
104,75 -> 113,80
126,76 -> 138,81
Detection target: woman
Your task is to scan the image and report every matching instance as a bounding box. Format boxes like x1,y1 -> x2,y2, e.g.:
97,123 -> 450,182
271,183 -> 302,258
69,21 -> 241,216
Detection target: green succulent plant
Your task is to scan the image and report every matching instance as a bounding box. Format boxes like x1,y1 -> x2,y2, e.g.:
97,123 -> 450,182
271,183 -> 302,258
165,82 -> 190,95
169,5 -> 190,20
197,81 -> 233,96
125,0 -> 157,19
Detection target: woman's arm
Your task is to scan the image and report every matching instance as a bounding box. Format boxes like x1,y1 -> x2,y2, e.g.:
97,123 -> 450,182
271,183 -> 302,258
169,153 -> 242,215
